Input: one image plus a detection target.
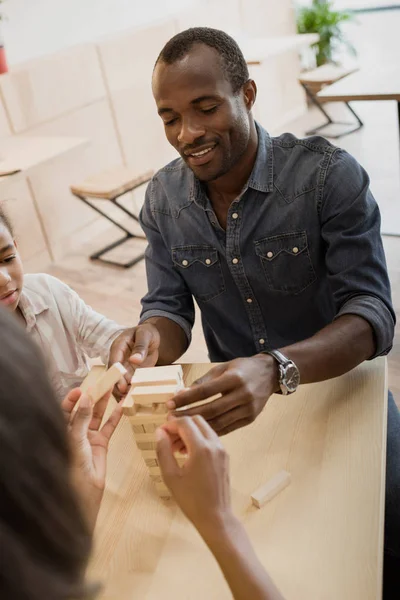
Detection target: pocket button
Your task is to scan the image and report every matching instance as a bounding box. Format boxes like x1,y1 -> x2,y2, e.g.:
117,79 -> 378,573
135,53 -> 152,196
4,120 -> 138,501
205,258 -> 211,265
182,259 -> 188,266
292,247 -> 299,254
267,251 -> 273,258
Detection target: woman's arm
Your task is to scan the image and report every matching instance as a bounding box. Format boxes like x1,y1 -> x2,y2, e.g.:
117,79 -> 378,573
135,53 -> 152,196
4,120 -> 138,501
156,417 -> 284,600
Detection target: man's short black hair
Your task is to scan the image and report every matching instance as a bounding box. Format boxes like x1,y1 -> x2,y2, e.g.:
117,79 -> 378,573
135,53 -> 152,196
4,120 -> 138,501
155,27 -> 249,93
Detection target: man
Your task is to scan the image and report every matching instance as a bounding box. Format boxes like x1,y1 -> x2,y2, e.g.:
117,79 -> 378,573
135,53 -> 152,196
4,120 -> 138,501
110,28 -> 399,594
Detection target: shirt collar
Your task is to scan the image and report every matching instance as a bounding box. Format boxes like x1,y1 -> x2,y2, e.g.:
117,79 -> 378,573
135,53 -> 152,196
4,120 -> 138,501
18,286 -> 49,332
189,121 -> 274,208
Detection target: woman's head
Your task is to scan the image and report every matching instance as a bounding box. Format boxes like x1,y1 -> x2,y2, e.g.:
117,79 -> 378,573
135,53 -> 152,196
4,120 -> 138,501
0,308 -> 93,599
0,205 -> 24,312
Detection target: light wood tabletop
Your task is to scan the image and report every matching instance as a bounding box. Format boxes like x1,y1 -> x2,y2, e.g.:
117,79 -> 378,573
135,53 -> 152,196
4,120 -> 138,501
0,135 -> 88,180
318,67 -> 400,102
86,358 -> 388,600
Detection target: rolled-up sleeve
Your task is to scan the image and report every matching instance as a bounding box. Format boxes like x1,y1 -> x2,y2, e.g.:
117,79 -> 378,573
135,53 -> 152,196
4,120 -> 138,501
320,148 -> 395,357
139,181 -> 195,345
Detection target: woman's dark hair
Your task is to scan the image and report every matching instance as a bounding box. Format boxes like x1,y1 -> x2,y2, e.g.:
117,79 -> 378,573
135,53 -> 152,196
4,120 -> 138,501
0,308 -> 94,599
0,203 -> 14,236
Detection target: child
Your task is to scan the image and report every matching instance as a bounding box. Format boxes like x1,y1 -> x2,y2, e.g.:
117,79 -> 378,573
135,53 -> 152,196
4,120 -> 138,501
0,205 -> 127,401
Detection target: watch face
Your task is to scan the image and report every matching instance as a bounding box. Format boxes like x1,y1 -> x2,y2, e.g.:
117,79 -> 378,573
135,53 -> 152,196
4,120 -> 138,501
283,363 -> 300,392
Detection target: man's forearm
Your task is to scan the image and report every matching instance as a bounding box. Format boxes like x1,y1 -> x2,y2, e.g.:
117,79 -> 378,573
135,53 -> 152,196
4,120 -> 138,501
280,314 -> 375,385
144,316 -> 189,365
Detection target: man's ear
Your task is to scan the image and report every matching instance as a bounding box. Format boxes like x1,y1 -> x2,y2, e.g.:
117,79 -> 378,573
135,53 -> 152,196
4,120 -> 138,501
242,79 -> 257,112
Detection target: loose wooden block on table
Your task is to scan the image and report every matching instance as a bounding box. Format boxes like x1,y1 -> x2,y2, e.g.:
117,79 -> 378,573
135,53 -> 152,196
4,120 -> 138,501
251,470 -> 291,509
88,359 -> 387,600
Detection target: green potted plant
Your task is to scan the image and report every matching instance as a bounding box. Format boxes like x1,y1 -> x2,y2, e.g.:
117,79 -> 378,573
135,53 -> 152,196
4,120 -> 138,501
297,0 -> 355,67
0,0 -> 8,74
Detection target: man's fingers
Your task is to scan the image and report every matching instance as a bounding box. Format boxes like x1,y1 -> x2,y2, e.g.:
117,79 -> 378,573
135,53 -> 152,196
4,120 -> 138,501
129,327 -> 152,364
191,363 -> 227,386
167,371 -> 237,410
217,417 -> 254,437
99,403 -> 124,442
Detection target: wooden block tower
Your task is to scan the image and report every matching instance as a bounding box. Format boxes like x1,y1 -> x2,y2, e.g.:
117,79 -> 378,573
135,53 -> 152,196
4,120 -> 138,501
122,364 -> 185,498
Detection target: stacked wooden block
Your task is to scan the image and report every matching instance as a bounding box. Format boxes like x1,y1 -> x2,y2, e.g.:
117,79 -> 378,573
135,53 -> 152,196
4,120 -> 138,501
122,364 -> 185,498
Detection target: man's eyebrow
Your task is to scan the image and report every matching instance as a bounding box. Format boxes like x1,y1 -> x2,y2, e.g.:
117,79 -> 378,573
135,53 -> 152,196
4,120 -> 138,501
0,244 -> 13,254
191,95 -> 219,104
158,95 -> 220,116
158,107 -> 173,116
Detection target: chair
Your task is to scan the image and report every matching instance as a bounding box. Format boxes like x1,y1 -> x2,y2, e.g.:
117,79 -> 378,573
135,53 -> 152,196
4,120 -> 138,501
70,166 -> 153,268
299,64 -> 363,138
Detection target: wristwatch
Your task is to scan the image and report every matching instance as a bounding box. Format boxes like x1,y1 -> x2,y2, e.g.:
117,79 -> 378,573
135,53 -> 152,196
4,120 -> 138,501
263,349 -> 300,395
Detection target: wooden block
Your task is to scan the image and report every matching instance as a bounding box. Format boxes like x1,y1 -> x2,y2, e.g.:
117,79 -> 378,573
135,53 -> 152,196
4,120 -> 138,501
153,403 -> 168,414
137,442 -> 156,450
131,424 -> 144,434
128,408 -> 167,426
131,385 -> 180,405
144,423 -> 156,433
131,364 -> 183,387
155,482 -> 171,498
251,471 -> 291,509
141,450 -> 157,460
90,363 -> 127,404
150,473 -> 163,483
145,458 -> 158,467
134,433 -> 157,443
175,455 -> 187,467
122,393 -> 136,416
148,466 -> 161,476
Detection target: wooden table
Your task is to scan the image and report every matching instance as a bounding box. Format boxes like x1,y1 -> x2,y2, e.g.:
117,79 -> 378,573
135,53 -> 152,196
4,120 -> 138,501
86,359 -> 388,600
318,66 -> 400,151
0,135 -> 88,183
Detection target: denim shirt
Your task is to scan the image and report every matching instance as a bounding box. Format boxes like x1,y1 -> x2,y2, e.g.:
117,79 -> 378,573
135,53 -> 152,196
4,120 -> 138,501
139,123 -> 395,362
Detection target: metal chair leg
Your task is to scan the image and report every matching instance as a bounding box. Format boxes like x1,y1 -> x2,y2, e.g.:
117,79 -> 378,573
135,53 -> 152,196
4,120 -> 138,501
302,83 -> 364,139
72,192 -> 147,268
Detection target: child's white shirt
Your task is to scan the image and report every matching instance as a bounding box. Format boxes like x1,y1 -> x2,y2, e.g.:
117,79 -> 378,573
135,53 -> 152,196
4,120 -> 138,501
19,273 -> 125,401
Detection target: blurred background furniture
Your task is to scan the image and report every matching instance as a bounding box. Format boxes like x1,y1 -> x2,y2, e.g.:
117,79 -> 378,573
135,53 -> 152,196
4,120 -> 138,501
70,167 -> 152,268
299,64 -> 363,138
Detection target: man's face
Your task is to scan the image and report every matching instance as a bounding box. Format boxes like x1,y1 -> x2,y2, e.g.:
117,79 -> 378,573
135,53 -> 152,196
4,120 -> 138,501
153,44 -> 253,182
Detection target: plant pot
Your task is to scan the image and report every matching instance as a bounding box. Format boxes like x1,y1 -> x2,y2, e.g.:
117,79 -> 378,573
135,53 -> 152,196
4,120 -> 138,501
0,45 -> 8,74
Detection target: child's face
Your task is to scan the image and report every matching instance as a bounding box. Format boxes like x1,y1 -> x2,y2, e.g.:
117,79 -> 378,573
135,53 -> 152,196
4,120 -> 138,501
0,223 -> 24,312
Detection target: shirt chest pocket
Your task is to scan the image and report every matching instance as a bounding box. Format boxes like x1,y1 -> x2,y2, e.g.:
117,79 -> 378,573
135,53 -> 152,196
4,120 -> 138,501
172,245 -> 225,302
254,231 -> 316,295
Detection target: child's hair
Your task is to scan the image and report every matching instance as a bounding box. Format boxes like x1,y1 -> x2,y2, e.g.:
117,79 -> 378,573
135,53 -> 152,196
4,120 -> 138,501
0,203 -> 14,236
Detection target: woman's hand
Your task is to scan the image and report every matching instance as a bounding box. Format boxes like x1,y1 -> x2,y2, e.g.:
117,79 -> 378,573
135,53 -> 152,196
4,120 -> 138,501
62,388 -> 123,530
156,415 -> 233,537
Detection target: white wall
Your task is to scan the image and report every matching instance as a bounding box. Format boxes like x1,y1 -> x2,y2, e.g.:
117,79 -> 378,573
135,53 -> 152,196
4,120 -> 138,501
1,0 -> 197,64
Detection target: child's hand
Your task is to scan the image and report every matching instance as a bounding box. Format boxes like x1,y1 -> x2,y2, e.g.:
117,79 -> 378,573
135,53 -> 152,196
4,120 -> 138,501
62,388 -> 123,530
156,416 -> 233,537
109,324 -> 160,398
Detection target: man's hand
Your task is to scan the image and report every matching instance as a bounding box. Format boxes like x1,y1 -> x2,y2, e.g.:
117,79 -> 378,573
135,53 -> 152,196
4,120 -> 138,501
156,416 -> 233,536
62,388 -> 123,530
166,355 -> 280,436
108,323 -> 161,398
